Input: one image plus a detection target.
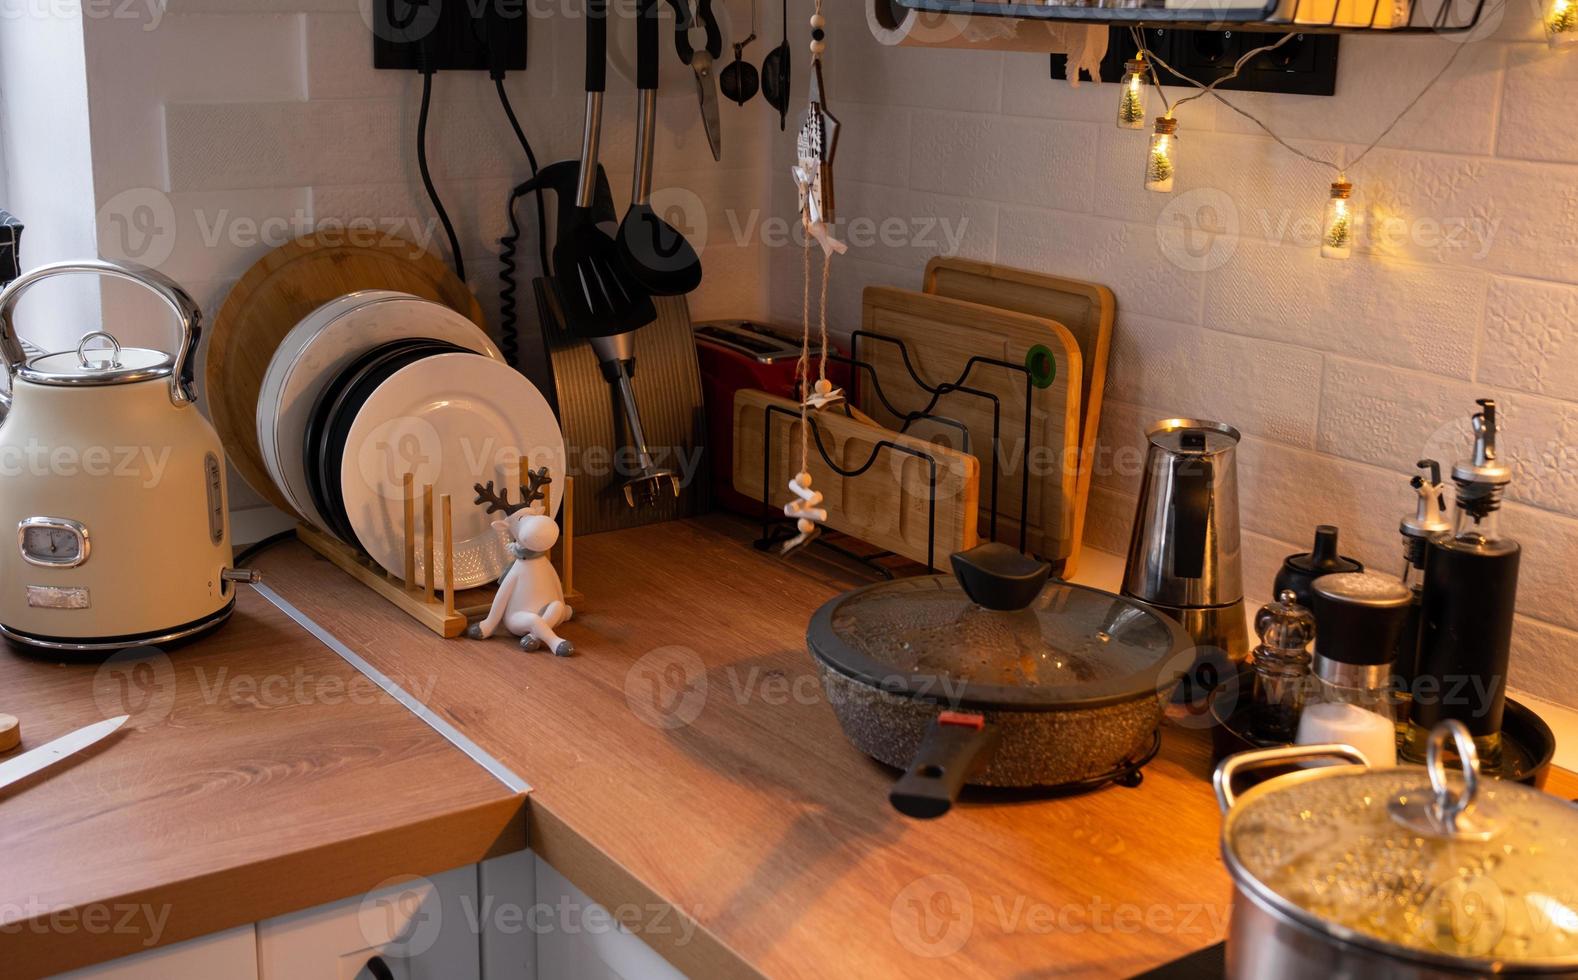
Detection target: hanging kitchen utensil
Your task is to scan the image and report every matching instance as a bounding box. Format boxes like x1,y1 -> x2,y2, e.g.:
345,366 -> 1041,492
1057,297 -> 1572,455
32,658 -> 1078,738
666,0 -> 723,161
761,0 -> 790,130
806,542 -> 1192,819
552,0 -> 656,338
719,0 -> 759,105
617,0 -> 703,297
0,261 -> 257,652
1215,720 -> 1578,977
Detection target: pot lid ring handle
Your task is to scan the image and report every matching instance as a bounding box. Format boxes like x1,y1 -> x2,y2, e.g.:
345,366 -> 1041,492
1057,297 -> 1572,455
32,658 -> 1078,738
76,331 -> 122,370
1388,720 -> 1500,841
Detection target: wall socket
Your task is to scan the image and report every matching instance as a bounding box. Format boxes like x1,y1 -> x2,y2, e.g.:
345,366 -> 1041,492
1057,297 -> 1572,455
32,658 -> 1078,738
371,0 -> 528,72
1051,27 -> 1340,97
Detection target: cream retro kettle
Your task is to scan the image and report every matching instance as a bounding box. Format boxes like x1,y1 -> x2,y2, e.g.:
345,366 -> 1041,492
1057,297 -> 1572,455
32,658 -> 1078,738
0,260 -> 255,652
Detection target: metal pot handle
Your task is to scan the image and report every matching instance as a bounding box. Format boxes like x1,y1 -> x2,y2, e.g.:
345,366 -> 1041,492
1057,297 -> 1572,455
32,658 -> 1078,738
0,260 -> 202,407
1214,742 -> 1373,813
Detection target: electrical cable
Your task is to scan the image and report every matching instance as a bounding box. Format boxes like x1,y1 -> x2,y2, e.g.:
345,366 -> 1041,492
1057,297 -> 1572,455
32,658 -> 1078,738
233,529 -> 296,568
495,78 -> 552,367
417,68 -> 467,283
1137,34 -> 1466,176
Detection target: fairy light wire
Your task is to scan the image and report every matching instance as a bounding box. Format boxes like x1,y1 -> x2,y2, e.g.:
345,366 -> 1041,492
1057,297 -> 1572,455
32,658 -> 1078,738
1136,36 -> 1467,176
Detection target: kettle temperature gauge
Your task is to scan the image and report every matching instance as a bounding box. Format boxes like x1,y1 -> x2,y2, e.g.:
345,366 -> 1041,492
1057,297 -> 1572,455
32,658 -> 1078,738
18,517 -> 89,568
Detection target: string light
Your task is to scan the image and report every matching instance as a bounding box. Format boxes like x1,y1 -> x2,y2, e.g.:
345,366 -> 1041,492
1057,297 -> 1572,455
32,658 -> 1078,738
1145,116 -> 1178,192
1117,58 -> 1149,129
1133,38 -> 1467,258
1322,179 -> 1355,260
1549,0 -> 1577,45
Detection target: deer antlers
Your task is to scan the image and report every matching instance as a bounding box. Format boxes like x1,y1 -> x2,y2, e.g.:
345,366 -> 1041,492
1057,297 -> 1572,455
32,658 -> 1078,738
474,467 -> 553,516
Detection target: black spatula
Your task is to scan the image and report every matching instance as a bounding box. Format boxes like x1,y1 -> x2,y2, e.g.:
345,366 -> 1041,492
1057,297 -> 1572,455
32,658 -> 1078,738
616,0 -> 702,297
553,0 -> 655,337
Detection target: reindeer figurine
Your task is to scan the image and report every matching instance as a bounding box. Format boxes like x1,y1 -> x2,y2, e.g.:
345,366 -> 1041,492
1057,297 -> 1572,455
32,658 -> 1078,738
466,468 -> 575,656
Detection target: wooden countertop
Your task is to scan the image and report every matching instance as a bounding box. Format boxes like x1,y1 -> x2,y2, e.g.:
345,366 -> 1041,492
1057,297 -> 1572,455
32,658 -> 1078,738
258,514 -> 1575,980
0,589 -> 526,979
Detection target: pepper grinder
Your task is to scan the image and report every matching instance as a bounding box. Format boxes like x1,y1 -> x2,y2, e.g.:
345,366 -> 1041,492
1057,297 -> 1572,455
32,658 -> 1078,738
1406,400 -> 1521,768
1247,590 -> 1315,744
1297,571 -> 1414,767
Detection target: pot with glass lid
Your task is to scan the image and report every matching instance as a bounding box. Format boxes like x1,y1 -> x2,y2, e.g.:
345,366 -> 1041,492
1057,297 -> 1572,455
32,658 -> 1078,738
806,542 -> 1194,819
1215,720 -> 1578,977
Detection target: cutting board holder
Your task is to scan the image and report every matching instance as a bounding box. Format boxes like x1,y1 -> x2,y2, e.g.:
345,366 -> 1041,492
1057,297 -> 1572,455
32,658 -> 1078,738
295,462 -> 580,638
841,330 -> 1036,552
747,400 -> 958,573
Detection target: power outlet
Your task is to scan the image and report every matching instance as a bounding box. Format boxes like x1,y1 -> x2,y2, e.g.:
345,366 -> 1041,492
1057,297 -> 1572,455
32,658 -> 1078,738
1051,27 -> 1339,97
371,0 -> 528,72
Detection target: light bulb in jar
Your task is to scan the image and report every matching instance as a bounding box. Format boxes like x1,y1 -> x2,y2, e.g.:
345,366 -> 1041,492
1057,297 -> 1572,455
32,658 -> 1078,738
1145,116 -> 1178,193
1322,179 -> 1355,260
1548,0 -> 1577,46
1117,59 -> 1149,129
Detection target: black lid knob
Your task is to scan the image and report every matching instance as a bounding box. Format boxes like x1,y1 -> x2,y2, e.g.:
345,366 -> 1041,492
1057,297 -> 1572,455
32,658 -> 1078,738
1274,525 -> 1364,609
950,543 -> 1051,612
1310,572 -> 1413,667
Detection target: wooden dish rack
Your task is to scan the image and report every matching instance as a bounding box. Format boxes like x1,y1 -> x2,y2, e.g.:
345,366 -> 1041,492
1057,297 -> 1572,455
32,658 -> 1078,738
295,459 -> 580,638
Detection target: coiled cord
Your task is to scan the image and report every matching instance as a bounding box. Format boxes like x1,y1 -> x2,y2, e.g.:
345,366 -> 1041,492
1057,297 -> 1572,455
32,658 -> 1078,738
495,78 -> 548,366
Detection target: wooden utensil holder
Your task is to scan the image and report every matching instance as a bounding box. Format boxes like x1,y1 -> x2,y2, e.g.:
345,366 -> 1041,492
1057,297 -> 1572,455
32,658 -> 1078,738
295,461 -> 580,638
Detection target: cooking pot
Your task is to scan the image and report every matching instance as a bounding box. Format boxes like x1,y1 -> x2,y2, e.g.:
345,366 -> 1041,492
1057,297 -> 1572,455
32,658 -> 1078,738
1215,721 -> 1578,977
806,542 -> 1193,818
0,260 -> 254,651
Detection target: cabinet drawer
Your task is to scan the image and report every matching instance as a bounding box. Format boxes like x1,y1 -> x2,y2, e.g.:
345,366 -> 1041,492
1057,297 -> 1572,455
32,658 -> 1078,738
257,866 -> 480,980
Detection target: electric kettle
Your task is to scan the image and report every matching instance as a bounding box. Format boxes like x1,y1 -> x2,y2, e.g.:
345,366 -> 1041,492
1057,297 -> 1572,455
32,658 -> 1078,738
1122,418 -> 1249,699
0,260 -> 255,652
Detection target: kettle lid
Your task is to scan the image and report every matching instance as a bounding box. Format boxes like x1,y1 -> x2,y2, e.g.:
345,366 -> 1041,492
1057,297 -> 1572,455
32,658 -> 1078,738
17,331 -> 173,387
1145,418 -> 1240,455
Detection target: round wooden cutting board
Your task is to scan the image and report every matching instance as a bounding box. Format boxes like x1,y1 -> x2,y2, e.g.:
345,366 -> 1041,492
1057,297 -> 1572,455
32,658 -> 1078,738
206,233 -> 485,518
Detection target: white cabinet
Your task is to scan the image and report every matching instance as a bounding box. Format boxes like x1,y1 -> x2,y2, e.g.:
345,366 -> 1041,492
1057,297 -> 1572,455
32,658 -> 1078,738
51,925 -> 258,980
256,866 -> 481,980
532,860 -> 685,980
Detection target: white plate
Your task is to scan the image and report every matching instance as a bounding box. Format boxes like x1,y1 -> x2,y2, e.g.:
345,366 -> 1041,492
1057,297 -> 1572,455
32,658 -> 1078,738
340,352 -> 566,592
256,291 -> 502,530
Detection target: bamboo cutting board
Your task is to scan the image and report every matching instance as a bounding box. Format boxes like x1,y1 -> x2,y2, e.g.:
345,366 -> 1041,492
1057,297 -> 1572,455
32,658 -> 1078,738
206,233 -> 485,517
923,259 -> 1114,577
732,389 -> 978,568
857,286 -> 1082,567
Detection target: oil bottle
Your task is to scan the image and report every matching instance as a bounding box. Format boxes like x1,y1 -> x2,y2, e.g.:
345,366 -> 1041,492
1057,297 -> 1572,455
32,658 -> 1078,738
1405,400 -> 1520,767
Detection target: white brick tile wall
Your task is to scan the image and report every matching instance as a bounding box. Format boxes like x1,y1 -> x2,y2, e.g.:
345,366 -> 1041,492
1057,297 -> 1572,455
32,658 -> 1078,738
763,8 -> 1578,710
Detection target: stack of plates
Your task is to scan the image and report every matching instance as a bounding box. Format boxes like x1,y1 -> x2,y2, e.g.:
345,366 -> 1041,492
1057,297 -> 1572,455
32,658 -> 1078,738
257,291 -> 566,592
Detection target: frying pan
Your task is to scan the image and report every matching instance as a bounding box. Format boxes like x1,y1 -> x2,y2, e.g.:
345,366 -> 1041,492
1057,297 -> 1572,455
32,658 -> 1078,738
761,0 -> 790,130
806,543 -> 1193,819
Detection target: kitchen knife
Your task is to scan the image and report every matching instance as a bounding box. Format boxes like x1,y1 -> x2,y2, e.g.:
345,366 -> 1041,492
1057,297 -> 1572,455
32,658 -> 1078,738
0,715 -> 128,793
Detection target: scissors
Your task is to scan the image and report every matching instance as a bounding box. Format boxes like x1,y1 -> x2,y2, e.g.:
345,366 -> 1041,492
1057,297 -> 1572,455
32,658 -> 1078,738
666,0 -> 723,161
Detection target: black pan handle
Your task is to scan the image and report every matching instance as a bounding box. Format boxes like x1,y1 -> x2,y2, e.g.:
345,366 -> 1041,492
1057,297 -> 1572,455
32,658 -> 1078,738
586,0 -> 608,94
890,712 -> 1001,820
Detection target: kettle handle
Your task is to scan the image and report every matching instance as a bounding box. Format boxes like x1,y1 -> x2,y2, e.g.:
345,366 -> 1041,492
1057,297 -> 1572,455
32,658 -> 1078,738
0,260 -> 202,407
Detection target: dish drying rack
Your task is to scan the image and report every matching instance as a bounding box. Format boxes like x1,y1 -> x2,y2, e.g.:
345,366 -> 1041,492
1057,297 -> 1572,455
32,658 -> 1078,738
893,0 -> 1497,33
296,460 -> 579,638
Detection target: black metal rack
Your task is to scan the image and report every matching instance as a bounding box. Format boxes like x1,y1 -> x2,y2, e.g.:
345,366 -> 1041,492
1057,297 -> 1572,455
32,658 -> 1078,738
894,0 -> 1495,34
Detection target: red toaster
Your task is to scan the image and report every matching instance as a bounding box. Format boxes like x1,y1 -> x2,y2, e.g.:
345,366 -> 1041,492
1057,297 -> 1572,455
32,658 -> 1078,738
693,320 -> 851,516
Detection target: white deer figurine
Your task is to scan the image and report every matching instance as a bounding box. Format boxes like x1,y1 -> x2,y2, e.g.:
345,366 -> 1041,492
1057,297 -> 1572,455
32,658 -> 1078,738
466,468 -> 575,656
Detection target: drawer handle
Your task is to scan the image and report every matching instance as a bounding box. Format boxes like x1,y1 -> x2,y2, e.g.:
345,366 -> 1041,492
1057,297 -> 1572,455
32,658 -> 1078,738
365,955 -> 396,980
